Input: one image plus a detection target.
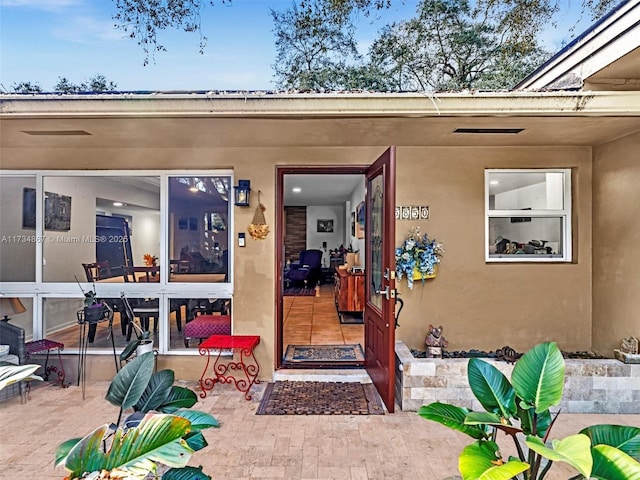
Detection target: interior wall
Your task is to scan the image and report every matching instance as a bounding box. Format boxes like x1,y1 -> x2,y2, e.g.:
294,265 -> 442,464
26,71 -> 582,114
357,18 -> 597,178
592,131 -> 640,355
2,144 -> 594,375
0,176 -> 36,281
307,205 -> 344,267
348,179 -> 366,262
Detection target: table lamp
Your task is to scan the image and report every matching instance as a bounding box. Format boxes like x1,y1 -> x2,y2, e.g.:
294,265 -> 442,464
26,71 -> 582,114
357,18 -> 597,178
0,297 -> 26,322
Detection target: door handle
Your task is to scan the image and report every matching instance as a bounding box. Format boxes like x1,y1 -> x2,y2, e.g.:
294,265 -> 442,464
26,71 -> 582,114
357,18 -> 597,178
375,286 -> 396,300
375,286 -> 389,299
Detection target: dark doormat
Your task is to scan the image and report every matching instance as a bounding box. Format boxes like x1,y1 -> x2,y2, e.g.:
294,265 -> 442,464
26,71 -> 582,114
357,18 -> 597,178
283,344 -> 365,364
339,312 -> 364,324
283,287 -> 316,296
256,381 -> 385,415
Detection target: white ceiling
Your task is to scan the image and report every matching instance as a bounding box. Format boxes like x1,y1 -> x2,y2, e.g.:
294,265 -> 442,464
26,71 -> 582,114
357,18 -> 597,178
284,174 -> 363,206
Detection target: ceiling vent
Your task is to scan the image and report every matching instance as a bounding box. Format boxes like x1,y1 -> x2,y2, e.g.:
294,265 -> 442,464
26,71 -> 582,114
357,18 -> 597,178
22,130 -> 91,136
454,128 -> 524,134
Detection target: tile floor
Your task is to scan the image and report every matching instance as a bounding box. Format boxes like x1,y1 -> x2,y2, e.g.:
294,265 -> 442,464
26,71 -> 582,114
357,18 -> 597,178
1,380 -> 638,479
283,284 -> 364,347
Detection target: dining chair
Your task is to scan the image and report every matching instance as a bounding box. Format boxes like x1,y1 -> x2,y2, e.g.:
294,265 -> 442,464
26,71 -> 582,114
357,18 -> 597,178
82,261 -> 112,282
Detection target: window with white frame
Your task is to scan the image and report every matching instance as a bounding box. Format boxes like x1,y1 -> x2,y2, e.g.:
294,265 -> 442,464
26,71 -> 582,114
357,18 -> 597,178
485,169 -> 572,262
0,171 -> 234,355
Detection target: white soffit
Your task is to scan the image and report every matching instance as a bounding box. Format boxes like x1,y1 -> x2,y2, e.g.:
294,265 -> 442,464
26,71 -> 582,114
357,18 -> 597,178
515,0 -> 640,91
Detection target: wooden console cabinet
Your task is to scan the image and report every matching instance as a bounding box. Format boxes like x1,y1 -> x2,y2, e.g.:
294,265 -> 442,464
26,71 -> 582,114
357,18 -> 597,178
334,268 -> 365,320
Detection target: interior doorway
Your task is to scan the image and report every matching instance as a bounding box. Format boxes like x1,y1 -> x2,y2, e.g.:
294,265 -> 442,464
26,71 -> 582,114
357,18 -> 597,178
276,167 -> 367,369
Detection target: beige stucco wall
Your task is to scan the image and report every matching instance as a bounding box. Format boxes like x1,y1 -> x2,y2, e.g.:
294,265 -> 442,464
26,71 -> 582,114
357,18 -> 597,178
3,143 -> 594,380
592,131 -> 640,355
394,146 -> 593,354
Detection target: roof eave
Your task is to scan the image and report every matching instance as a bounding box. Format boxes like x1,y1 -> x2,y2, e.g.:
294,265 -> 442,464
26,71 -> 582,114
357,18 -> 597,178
1,91 -> 639,119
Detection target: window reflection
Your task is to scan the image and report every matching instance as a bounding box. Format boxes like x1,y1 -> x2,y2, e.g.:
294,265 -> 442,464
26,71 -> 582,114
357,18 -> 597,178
169,176 -> 230,283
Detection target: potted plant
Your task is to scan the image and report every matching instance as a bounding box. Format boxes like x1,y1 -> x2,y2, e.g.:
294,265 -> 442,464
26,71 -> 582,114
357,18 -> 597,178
56,352 -> 218,479
120,308 -> 153,362
75,278 -> 111,342
419,342 -> 640,479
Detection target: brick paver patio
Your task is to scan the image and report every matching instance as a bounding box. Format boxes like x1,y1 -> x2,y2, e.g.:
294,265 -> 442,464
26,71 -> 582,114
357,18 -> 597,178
0,380 -> 638,479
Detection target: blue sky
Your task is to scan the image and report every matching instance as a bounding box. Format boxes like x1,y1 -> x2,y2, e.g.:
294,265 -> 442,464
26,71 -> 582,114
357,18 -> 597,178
0,0 -> 592,92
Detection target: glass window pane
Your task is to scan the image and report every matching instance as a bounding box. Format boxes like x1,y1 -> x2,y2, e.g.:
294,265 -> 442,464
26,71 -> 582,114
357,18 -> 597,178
488,217 -> 564,258
488,172 -> 564,210
42,176 -> 160,282
43,296 -> 160,352
169,177 -> 230,283
368,175 -> 383,310
1,296 -> 34,340
170,297 -> 232,351
0,176 -> 36,282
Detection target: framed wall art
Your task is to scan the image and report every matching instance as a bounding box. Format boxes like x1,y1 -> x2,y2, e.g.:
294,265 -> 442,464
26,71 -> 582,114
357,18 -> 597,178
22,187 -> 72,231
317,219 -> 334,233
356,201 -> 365,239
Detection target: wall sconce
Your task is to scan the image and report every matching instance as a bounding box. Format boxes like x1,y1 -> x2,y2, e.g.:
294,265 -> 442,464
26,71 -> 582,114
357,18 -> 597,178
234,179 -> 251,206
0,297 -> 26,323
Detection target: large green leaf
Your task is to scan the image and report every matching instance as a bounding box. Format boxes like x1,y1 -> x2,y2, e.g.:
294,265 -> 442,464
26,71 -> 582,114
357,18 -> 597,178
465,412 -> 522,437
525,434 -> 593,478
511,342 -> 564,413
54,437 -> 81,466
163,465 -> 212,480
0,363 -> 42,391
418,402 -> 488,440
183,431 -> 209,451
591,444 -> 640,480
134,369 -> 174,412
158,385 -> 198,411
581,424 -> 640,461
459,440 -> 529,480
172,409 -> 219,430
105,351 -> 155,409
516,401 -> 552,438
467,358 -> 516,419
63,414 -> 195,479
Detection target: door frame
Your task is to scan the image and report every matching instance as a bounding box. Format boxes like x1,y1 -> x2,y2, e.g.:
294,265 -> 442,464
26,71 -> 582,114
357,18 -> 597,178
275,165 -> 368,370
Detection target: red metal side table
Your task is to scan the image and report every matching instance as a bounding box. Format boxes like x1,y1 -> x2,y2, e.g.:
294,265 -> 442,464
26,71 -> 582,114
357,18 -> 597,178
198,335 -> 260,400
25,339 -> 67,388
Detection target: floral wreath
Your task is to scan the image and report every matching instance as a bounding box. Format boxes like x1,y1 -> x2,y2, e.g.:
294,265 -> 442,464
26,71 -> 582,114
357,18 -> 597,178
395,227 -> 444,289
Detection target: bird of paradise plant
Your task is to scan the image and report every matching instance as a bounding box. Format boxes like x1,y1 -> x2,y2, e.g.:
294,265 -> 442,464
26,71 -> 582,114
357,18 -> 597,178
419,342 -> 640,480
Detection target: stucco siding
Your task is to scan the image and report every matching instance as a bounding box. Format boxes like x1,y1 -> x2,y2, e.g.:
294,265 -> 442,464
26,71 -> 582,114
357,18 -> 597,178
394,146 -> 593,354
593,130 -> 640,356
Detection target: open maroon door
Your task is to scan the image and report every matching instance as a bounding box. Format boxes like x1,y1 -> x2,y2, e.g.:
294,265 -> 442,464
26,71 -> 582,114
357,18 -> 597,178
364,147 -> 396,412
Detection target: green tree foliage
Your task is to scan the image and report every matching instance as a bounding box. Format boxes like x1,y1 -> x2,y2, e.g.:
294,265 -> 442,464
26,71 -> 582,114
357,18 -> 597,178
113,0 -> 231,65
368,0 -> 553,91
110,0 -> 617,69
10,81 -> 43,93
10,75 -> 117,93
54,74 -> 118,93
270,0 -> 363,90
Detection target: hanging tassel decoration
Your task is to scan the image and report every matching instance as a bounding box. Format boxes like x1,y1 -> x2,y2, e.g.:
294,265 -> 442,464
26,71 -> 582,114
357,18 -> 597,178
248,190 -> 270,240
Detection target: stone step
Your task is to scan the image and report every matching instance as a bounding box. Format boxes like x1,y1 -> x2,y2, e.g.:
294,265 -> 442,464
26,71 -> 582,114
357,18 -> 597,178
273,368 -> 372,383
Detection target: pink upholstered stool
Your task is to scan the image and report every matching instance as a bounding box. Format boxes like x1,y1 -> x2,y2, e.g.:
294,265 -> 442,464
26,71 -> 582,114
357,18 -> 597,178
183,315 -> 231,347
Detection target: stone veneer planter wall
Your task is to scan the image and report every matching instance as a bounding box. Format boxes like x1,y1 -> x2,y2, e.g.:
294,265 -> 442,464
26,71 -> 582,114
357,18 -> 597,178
395,341 -> 640,414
